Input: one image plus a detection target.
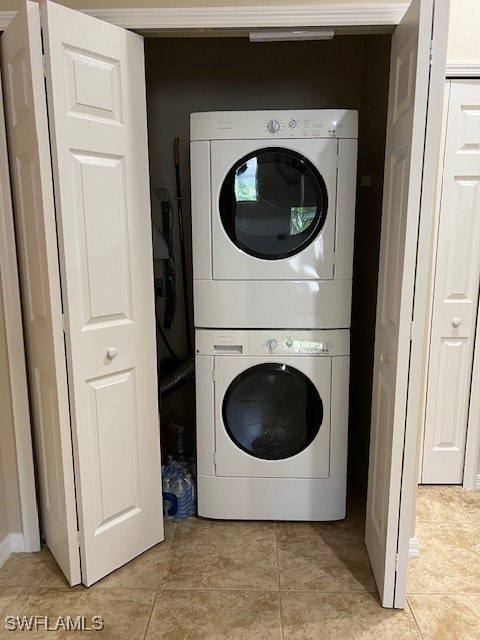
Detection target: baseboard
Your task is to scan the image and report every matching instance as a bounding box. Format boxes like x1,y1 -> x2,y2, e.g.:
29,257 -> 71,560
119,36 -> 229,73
10,533 -> 25,553
409,537 -> 420,558
475,474 -> 480,491
0,534 -> 11,569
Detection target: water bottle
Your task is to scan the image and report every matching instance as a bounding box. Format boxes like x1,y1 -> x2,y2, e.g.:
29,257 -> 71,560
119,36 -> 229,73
162,472 -> 178,521
174,476 -> 189,522
184,472 -> 196,517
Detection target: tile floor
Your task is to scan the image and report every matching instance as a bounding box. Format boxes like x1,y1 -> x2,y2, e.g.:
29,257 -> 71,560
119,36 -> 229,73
0,486 -> 478,638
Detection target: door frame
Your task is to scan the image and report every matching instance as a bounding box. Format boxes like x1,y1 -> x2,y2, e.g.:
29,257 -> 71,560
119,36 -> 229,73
0,4 -> 409,32
0,5 -> 411,553
0,0 -> 448,606
0,66 -> 40,553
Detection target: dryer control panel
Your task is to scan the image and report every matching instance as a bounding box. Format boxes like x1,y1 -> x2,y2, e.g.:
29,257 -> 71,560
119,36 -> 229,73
196,329 -> 350,357
191,110 -> 358,141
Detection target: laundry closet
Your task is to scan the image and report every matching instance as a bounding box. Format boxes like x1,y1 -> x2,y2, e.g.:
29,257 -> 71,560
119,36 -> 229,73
0,0 -> 446,609
145,34 -> 391,489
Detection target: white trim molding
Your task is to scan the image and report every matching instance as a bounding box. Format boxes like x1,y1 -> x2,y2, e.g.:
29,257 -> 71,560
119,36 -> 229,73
408,537 -> 420,558
475,474 -> 480,492
0,67 -> 41,552
446,61 -> 480,78
10,533 -> 25,553
0,533 -> 26,569
0,4 -> 409,31
0,534 -> 11,568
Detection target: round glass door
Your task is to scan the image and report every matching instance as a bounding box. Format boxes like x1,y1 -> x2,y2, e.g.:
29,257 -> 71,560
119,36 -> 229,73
219,147 -> 328,260
222,363 -> 323,460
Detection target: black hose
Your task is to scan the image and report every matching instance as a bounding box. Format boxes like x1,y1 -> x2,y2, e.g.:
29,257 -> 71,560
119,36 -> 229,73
173,137 -> 193,356
156,319 -> 179,361
159,355 -> 195,397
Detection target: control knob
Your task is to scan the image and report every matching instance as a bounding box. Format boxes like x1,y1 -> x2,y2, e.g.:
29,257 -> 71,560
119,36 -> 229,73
266,339 -> 278,353
266,119 -> 281,134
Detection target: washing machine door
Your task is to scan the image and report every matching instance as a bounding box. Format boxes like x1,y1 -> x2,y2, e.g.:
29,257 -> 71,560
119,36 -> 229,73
211,139 -> 337,280
215,356 -> 331,478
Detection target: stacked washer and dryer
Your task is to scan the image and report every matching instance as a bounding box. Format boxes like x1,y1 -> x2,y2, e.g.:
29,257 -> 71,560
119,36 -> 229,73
190,110 -> 358,520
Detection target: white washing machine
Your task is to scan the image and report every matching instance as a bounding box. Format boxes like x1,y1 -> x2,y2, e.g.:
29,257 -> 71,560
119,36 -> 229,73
191,110 -> 358,329
196,328 -> 349,520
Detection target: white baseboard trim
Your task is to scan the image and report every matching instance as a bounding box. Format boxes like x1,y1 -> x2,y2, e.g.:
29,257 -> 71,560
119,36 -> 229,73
409,537 -> 420,558
0,533 -> 26,569
475,474 -> 480,491
10,533 -> 25,553
0,534 -> 11,568
446,61 -> 480,77
0,4 -> 409,31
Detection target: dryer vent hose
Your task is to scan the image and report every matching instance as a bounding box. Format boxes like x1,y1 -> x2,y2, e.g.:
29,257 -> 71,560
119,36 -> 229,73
159,355 -> 195,398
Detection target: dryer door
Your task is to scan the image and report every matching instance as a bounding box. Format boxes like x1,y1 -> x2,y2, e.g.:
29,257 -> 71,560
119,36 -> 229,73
215,356 -> 331,478
211,139 -> 337,280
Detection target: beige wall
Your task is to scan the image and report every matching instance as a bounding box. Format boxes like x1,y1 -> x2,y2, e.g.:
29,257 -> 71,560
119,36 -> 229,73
447,0 -> 480,63
0,275 -> 23,537
1,0 -> 404,10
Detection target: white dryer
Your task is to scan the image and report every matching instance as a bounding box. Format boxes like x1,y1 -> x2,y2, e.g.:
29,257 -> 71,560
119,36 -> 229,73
191,110 -> 358,329
196,328 -> 349,520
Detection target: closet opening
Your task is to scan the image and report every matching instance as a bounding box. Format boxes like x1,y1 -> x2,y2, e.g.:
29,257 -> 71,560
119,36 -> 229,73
143,32 -> 392,523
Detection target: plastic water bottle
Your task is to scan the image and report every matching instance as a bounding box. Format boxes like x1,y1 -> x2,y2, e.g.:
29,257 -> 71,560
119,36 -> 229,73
184,472 -> 196,517
162,473 -> 178,521
174,476 -> 189,522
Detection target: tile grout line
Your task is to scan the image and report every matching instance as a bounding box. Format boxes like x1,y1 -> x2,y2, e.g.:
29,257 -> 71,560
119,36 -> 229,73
274,523 -> 285,640
406,597 -> 426,640
142,521 -> 178,640
142,587 -> 160,640
158,522 -> 178,589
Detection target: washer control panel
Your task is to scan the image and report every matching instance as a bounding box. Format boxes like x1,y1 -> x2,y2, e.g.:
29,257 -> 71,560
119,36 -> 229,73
260,334 -> 334,356
196,329 -> 350,357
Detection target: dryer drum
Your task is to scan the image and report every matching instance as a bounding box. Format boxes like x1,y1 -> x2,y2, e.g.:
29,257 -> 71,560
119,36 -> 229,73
222,363 -> 323,460
219,147 -> 328,261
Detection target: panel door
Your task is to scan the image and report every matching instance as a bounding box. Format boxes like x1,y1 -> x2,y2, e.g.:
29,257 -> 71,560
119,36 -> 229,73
365,0 -> 435,608
40,0 -> 164,585
1,1 -> 81,585
421,80 -> 480,484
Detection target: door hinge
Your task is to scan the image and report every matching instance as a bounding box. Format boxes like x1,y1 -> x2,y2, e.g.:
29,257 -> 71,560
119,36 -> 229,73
212,367 -> 216,382
429,40 -> 433,66
213,452 -> 217,468
42,55 -> 46,77
61,314 -> 66,332
336,153 -> 340,168
77,530 -> 81,547
410,320 -> 414,341
395,553 -> 399,572
332,252 -> 336,266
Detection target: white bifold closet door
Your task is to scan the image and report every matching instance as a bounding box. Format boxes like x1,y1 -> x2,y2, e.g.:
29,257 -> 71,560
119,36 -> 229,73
1,0 -> 163,586
365,0 -> 439,608
421,80 -> 480,484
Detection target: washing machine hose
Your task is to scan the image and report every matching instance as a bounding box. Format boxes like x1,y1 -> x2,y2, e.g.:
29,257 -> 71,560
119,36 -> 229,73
159,355 -> 195,397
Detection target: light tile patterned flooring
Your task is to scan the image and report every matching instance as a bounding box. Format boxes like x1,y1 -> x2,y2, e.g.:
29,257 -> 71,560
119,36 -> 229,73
0,486 -> 478,638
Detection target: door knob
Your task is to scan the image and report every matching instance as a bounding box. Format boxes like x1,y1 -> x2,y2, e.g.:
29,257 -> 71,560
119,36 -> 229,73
106,347 -> 118,359
380,353 -> 390,364
452,317 -> 462,328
